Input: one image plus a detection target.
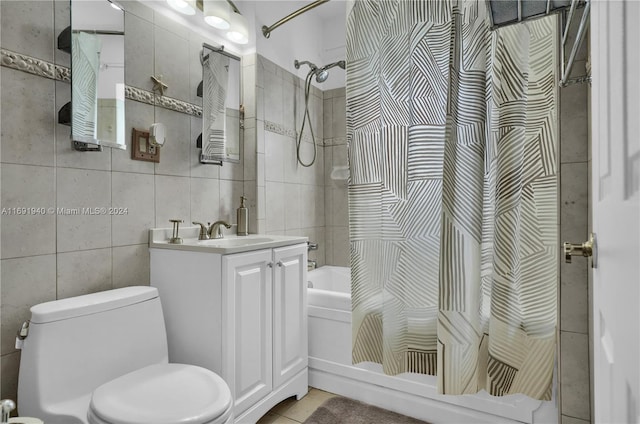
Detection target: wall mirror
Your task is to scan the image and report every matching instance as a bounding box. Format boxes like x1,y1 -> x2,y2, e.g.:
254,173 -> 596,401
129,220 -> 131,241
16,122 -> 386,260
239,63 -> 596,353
69,0 -> 125,151
199,43 -> 241,164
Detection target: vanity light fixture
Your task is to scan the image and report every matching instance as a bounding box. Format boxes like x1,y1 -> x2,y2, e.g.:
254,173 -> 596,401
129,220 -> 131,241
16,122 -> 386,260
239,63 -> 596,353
204,0 -> 231,29
167,0 -> 249,45
227,10 -> 249,44
167,0 -> 197,15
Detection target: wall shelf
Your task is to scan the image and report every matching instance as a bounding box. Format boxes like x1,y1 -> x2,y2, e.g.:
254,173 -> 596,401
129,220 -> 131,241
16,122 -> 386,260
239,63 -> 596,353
57,26 -> 71,54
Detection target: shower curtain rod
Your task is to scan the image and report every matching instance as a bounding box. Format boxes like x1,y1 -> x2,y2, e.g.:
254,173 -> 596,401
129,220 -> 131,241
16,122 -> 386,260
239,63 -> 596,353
486,0 -> 590,86
261,0 -> 330,38
560,0 -> 591,86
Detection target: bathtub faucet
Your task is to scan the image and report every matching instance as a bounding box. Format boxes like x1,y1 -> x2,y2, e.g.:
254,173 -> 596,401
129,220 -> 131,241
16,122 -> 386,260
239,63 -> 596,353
307,259 -> 317,271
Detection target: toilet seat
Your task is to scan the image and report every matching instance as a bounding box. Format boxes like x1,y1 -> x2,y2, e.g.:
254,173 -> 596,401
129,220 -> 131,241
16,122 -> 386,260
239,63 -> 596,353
88,363 -> 233,424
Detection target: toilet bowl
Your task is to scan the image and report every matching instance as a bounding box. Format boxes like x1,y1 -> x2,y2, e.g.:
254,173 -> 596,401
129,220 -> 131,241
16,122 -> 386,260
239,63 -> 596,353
17,287 -> 233,424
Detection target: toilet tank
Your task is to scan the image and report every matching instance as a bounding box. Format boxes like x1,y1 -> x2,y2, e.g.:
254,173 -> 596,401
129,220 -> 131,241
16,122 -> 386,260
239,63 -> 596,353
18,286 -> 169,421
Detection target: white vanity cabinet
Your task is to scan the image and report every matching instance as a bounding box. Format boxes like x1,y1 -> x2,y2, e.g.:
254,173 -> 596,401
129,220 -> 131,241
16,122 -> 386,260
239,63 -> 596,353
150,241 -> 308,423
270,245 -> 308,387
222,249 -> 274,415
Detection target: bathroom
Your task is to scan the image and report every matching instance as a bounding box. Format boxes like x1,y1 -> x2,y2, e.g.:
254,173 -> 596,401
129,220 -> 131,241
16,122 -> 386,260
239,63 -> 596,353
0,0 -> 599,422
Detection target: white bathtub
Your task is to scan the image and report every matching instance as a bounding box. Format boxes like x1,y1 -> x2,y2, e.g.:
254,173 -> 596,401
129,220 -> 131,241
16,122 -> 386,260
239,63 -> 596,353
307,266 -> 557,424
307,265 -> 350,310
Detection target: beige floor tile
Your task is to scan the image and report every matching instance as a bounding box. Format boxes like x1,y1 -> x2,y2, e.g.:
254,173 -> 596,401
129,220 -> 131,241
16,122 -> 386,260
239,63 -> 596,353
256,412 -> 280,424
272,416 -> 301,424
277,388 -> 337,422
269,397 -> 298,416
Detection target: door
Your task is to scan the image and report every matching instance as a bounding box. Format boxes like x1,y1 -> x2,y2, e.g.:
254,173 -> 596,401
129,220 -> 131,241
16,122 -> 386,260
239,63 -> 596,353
273,244 -> 308,387
223,249 -> 273,416
591,1 -> 640,422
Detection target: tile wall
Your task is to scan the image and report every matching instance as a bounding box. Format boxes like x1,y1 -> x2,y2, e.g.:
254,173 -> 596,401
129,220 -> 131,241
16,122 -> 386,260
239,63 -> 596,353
250,57 -> 350,268
558,9 -> 591,423
559,81 -> 590,424
323,88 -> 349,267
254,56 -> 328,266
0,0 -> 244,401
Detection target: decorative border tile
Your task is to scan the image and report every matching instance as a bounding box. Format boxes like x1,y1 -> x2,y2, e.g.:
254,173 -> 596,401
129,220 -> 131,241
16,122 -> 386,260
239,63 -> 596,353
124,86 -> 202,117
264,120 -> 286,136
324,137 -> 347,146
1,48 -> 202,117
264,120 -> 318,145
124,86 -> 154,105
155,94 -> 202,117
1,48 -> 70,82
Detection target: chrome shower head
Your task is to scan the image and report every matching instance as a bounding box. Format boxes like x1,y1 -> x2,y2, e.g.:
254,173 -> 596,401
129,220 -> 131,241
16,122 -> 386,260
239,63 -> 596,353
315,69 -> 329,83
296,59 -> 346,84
314,61 -> 346,83
316,60 -> 345,82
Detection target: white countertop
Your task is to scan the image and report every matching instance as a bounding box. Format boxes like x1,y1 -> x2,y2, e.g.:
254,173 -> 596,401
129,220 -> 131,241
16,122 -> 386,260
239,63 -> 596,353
149,227 -> 308,255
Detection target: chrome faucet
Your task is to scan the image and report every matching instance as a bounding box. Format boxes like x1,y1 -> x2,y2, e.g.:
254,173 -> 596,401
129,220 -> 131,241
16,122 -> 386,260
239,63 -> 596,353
308,259 -> 318,271
192,222 -> 210,240
208,221 -> 232,239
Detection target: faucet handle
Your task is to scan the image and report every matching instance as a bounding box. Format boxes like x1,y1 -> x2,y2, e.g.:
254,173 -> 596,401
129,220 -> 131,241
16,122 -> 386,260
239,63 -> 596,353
168,219 -> 184,244
192,221 -> 210,240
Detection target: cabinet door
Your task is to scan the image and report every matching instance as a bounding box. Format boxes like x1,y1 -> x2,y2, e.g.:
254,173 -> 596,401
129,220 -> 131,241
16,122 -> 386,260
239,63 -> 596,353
273,244 -> 308,388
223,249 -> 273,416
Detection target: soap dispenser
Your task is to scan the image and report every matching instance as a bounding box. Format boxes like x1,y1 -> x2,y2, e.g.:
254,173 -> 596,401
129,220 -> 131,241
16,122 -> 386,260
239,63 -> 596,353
237,196 -> 249,236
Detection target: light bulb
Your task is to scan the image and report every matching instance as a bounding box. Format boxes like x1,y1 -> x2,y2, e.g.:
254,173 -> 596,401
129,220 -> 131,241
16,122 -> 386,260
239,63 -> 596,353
167,0 -> 196,15
204,0 -> 231,29
227,11 -> 248,45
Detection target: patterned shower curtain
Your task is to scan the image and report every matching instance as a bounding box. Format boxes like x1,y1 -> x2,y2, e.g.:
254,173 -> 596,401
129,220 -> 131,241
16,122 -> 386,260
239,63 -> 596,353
347,0 -> 557,400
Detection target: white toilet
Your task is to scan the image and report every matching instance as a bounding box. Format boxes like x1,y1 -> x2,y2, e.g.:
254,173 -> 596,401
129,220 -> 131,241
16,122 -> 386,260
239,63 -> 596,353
17,286 -> 233,424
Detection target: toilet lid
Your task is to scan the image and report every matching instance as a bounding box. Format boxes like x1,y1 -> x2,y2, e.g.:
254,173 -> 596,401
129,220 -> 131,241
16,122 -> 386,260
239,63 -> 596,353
89,363 -> 232,424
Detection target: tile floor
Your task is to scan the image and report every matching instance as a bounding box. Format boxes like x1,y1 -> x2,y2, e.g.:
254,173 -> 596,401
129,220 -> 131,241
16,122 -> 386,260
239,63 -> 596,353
256,388 -> 338,423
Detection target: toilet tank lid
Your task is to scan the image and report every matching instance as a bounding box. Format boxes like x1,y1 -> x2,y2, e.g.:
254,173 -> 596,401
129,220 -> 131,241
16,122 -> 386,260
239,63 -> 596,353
30,287 -> 159,324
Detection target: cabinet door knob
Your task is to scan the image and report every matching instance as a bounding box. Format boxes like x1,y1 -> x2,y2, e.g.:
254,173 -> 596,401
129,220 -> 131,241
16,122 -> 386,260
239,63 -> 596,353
267,262 -> 273,268
277,261 -> 284,267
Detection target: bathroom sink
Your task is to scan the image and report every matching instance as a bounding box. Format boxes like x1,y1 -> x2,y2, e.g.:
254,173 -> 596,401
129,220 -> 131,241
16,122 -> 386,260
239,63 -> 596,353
149,227 -> 307,254
197,237 -> 275,247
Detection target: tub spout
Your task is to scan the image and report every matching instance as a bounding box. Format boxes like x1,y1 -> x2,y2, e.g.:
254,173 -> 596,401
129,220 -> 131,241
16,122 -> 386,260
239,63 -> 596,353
308,259 -> 317,271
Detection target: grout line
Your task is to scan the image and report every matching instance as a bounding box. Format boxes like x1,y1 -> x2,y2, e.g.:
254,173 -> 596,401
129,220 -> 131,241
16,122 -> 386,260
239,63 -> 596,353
559,159 -> 589,165
561,413 -> 590,422
559,329 -> 589,335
